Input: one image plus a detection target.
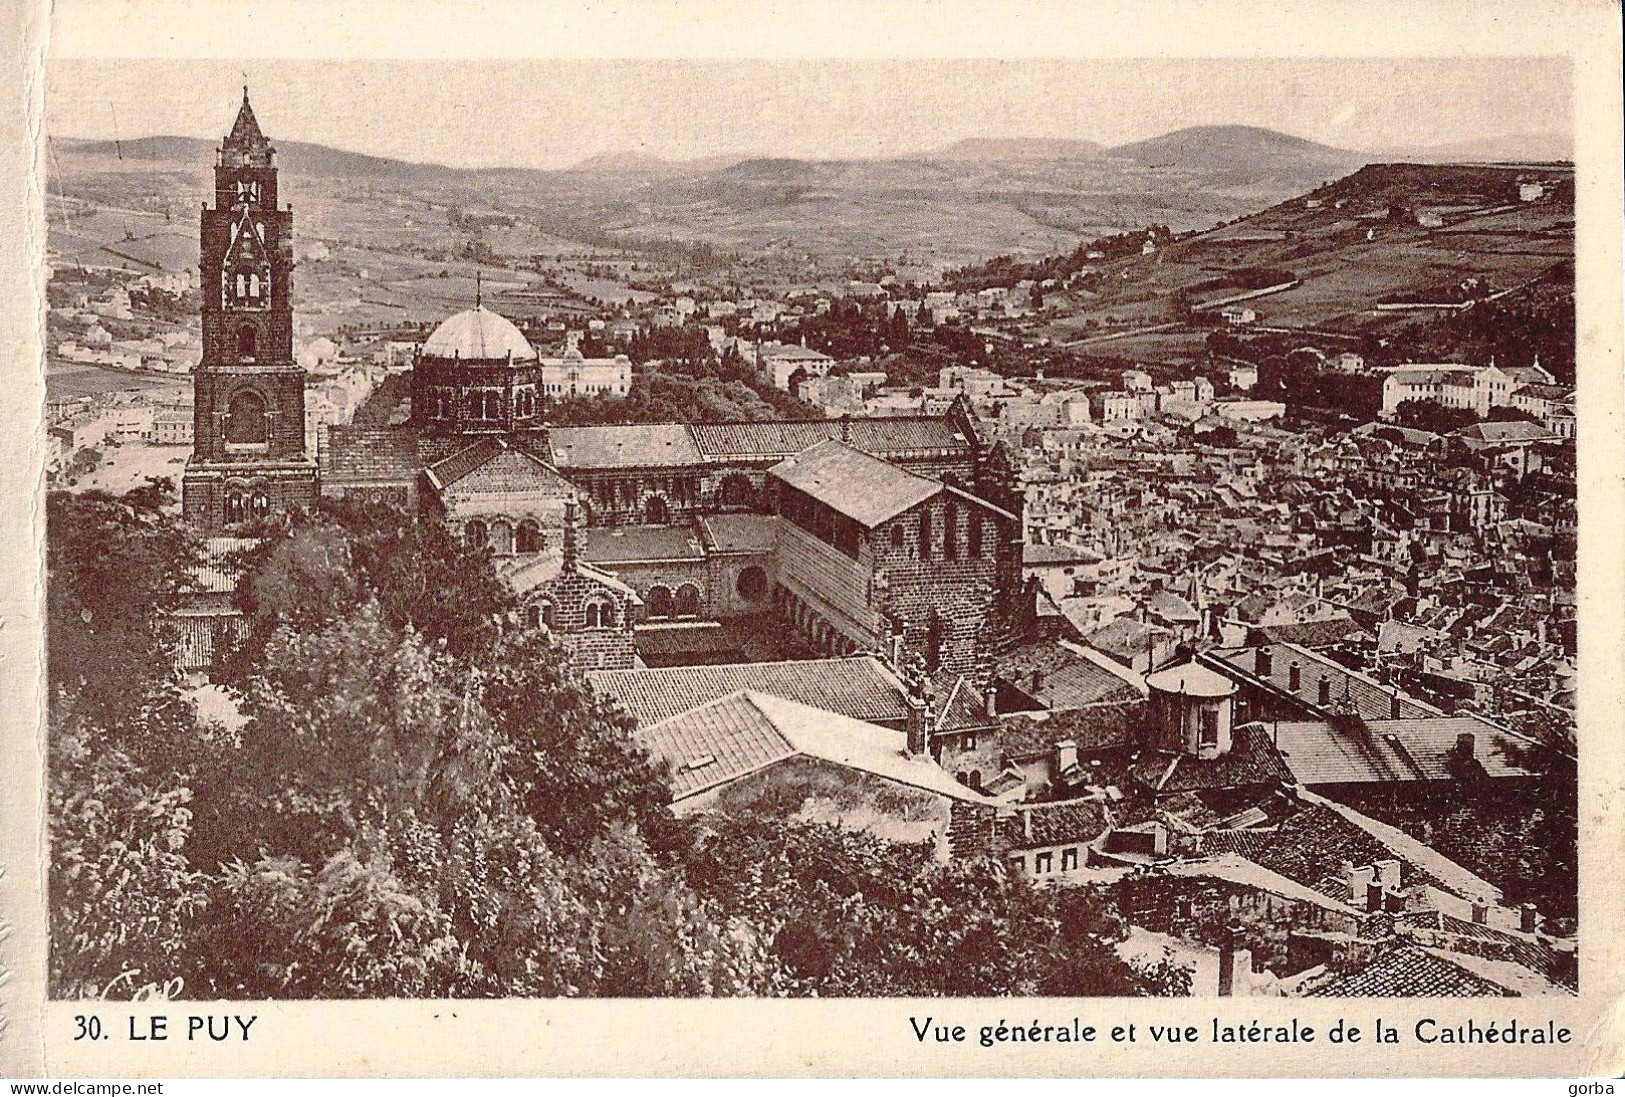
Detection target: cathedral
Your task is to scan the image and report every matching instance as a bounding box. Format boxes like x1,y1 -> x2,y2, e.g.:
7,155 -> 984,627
183,91 -> 1029,683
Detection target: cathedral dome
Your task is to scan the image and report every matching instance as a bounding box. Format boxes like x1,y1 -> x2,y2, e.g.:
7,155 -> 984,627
421,305 -> 534,361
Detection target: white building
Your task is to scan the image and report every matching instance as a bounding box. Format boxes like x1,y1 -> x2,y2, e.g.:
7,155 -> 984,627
541,344 -> 633,398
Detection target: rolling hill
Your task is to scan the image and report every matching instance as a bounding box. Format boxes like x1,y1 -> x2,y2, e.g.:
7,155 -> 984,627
50,124 -> 1377,266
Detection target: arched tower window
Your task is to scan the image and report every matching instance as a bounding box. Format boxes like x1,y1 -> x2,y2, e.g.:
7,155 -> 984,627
943,501 -> 958,561
237,325 -> 257,359
584,596 -> 616,630
644,495 -> 670,525
675,584 -> 702,618
224,389 -> 268,445
918,510 -> 932,562
464,519 -> 488,550
645,585 -> 674,619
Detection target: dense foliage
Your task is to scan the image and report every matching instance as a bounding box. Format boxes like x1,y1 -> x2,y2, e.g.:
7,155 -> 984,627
48,488 -> 1176,999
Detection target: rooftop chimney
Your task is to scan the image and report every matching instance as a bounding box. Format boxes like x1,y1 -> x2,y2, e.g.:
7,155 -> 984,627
1288,662 -> 1301,691
1390,689 -> 1402,719
905,692 -> 928,756
1366,880 -> 1384,913
1217,923 -> 1240,997
1055,739 -> 1079,774
1317,675 -> 1332,706
1255,648 -> 1273,677
1520,903 -> 1539,934
1455,731 -> 1476,759
983,679 -> 998,718
1471,900 -> 1488,925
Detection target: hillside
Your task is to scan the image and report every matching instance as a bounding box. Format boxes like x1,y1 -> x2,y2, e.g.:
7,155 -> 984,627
1010,161 -> 1574,373
50,123 -> 1377,267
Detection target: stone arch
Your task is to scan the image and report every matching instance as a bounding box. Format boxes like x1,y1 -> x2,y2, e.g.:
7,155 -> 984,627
718,472 -> 754,508
224,388 -> 268,446
645,584 -> 675,620
735,565 -> 768,602
675,583 -> 702,618
464,519 -> 489,551
643,494 -> 671,525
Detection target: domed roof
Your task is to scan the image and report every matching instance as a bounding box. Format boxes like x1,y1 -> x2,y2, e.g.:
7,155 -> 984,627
1145,661 -> 1236,698
421,306 -> 534,361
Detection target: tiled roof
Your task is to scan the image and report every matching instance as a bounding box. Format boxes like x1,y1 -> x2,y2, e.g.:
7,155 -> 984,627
1087,617 -> 1173,663
321,425 -> 423,483
582,524 -> 706,565
698,513 -> 779,554
548,424 -> 703,468
639,690 -> 796,799
1200,802 -> 1438,902
1204,643 -> 1441,721
1251,618 -> 1371,649
184,537 -> 260,594
1453,421 -> 1561,445
1137,723 -> 1292,793
1271,715 -> 1539,785
425,438 -> 578,499
1002,799 -> 1111,848
997,641 -> 1142,711
1305,945 -> 1514,997
690,421 -> 843,460
769,440 -> 941,528
1023,542 -> 1102,567
165,611 -> 245,672
639,689 -> 988,804
588,656 -> 909,729
846,416 -> 972,455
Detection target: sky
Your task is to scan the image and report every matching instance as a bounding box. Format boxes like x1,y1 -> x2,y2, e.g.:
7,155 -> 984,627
46,57 -> 1572,171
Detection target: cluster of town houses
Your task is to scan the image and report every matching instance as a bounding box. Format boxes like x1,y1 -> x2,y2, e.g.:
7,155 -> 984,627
117,92 -> 1579,999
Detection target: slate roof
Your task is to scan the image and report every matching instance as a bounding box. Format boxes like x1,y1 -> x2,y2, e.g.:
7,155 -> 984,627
769,440 -> 941,528
1087,617 -> 1173,664
639,689 -> 988,804
1453,421 -> 1561,446
321,425 -> 423,484
582,524 -> 706,565
1305,946 -> 1514,997
698,513 -> 779,554
996,641 -> 1142,711
1271,715 -> 1539,786
1203,643 -> 1441,721
846,416 -> 972,456
587,656 -> 910,729
548,424 -> 703,468
185,537 -> 260,594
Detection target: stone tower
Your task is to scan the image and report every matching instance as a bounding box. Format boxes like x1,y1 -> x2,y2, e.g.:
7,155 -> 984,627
182,88 -> 316,529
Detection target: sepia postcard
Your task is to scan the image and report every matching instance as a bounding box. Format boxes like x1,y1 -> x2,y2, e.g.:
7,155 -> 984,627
2,0 -> 1623,1080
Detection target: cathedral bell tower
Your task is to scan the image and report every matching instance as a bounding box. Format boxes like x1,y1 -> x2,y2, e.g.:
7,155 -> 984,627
182,87 -> 317,529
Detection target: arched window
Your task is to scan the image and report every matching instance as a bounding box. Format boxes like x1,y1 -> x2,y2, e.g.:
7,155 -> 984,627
467,392 -> 483,419
968,511 -> 983,558
584,596 -> 615,630
516,520 -> 543,554
943,501 -> 958,561
236,325 -> 257,359
675,584 -> 702,618
736,565 -> 768,601
464,519 -> 488,550
526,599 -> 557,631
248,272 -> 261,298
489,519 -> 514,556
890,524 -> 905,551
918,510 -> 932,562
224,389 -> 268,445
644,495 -> 670,525
646,585 -> 674,619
